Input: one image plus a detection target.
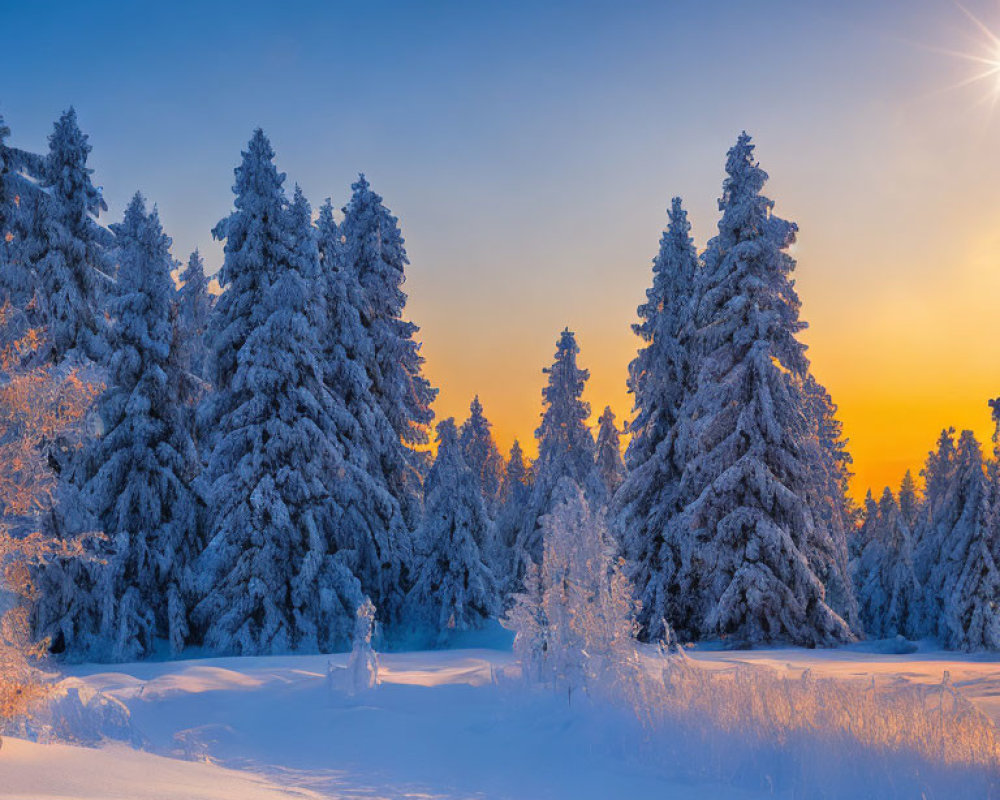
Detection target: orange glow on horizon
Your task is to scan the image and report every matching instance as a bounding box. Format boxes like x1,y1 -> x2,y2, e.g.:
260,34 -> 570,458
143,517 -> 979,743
414,189 -> 1000,507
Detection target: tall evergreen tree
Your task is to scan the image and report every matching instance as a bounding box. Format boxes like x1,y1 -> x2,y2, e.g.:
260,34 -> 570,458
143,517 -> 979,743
406,419 -> 498,638
912,428 -> 959,636
315,196 -> 409,620
923,430 -> 998,647
898,469 -> 920,531
84,194 -> 200,659
194,130 -> 361,655
801,374 -> 860,633
0,113 -> 46,308
614,198 -> 699,640
176,249 -> 212,383
512,329 -> 596,588
31,109 -> 109,362
945,400 -> 1000,650
459,395 -> 504,517
494,439 -> 531,595
624,196 -> 699,469
0,114 -> 17,301
668,133 -> 851,646
594,406 -> 626,504
35,195 -> 200,660
852,488 -> 919,640
501,440 -> 530,505
339,175 -> 437,528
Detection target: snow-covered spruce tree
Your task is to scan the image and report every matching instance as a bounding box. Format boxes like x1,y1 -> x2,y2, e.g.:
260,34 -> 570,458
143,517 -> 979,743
25,114 -> 112,652
315,196 -> 409,621
593,406 -> 625,505
910,428 -> 958,636
69,193 -> 201,660
493,439 -> 531,596
0,115 -> 21,305
169,249 -> 213,445
406,419 -> 498,640
512,328 -> 597,589
801,374 -> 860,633
613,197 -> 699,641
459,395 -> 504,517
0,113 -> 47,309
501,439 -> 531,505
506,479 -> 639,701
935,430 -> 1000,650
911,428 -> 958,637
898,469 -> 921,531
852,488 -> 919,640
669,133 -> 852,646
339,175 -> 437,529
176,249 -> 212,383
31,109 -> 110,363
194,131 -> 362,655
624,196 -> 699,469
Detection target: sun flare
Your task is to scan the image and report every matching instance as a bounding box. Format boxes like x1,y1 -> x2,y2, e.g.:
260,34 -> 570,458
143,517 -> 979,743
950,3 -> 1000,110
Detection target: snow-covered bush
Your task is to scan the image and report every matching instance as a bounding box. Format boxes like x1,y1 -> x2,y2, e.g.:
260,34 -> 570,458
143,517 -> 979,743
505,625 -> 1000,795
504,470 -> 1000,793
24,683 -> 138,747
0,302 -> 99,740
632,656 -> 1000,794
505,480 -> 641,702
346,598 -> 379,695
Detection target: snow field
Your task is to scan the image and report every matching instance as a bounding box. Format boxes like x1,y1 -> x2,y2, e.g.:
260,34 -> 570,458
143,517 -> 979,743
3,645 -> 1000,799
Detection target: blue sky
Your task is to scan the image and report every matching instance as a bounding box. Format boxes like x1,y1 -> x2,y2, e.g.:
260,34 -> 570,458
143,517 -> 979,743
4,0 -> 1000,495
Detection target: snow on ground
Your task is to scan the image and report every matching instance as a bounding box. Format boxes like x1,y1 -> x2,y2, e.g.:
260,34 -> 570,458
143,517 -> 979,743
687,641 -> 1000,722
0,738 -> 320,800
2,639 -> 1000,800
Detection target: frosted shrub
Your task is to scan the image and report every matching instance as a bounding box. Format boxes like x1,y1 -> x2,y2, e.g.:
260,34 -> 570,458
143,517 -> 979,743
0,303 -> 99,740
346,599 -> 379,695
506,469 -> 1000,794
642,658 -> 1000,773
571,650 -> 1000,795
505,481 -> 641,703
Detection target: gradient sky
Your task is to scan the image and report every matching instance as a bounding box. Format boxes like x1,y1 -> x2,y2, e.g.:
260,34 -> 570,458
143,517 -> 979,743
4,0 -> 1000,499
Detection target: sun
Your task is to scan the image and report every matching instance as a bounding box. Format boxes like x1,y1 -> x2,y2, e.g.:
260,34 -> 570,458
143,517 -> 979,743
948,3 -> 1000,112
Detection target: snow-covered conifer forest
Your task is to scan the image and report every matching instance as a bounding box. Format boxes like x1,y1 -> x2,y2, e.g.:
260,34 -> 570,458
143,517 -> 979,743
3,109 -> 1000,798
